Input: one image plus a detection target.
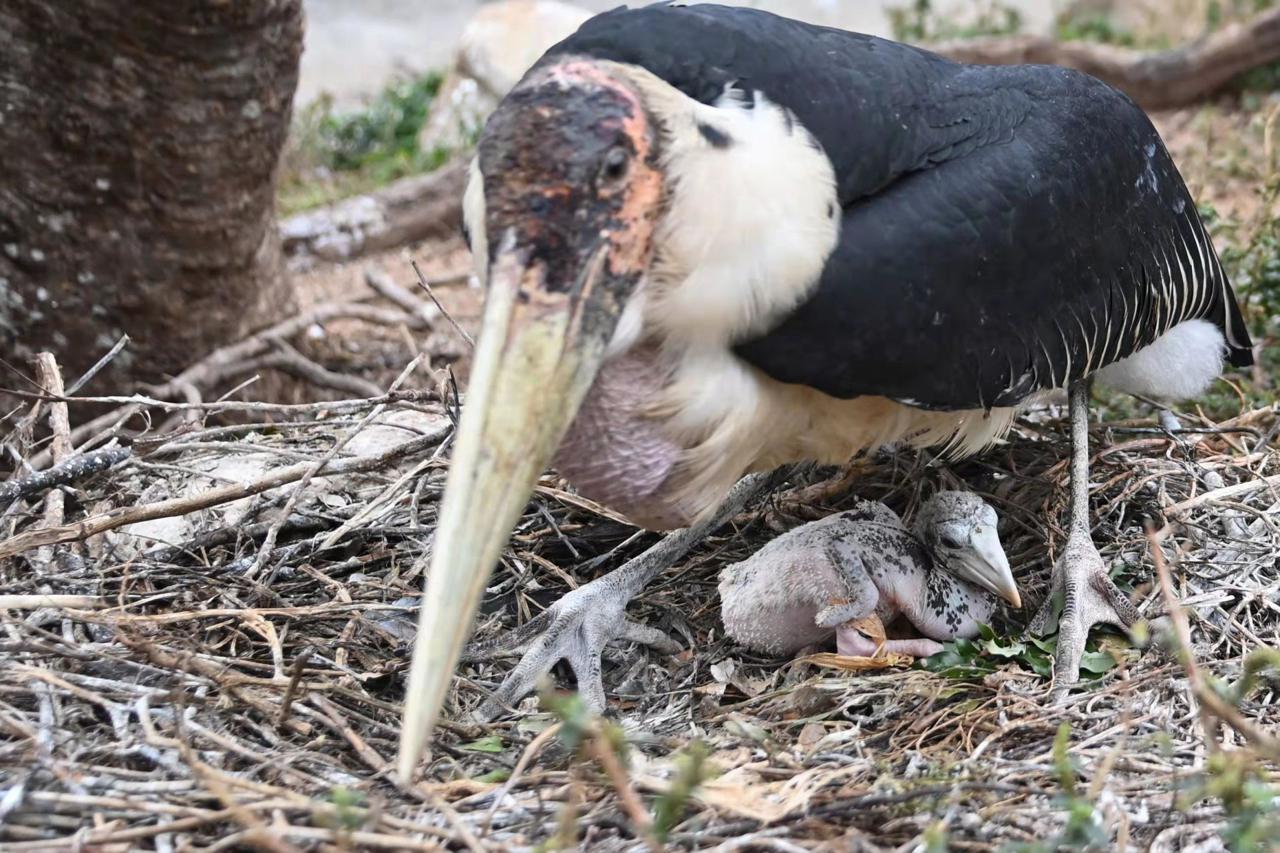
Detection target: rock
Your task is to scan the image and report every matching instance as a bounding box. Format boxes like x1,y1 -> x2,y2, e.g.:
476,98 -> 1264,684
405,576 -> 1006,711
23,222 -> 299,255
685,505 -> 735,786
420,0 -> 591,154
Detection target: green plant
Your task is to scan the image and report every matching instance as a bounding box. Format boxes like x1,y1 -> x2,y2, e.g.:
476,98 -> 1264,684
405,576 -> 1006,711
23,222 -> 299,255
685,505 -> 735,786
652,741 -> 715,840
921,623 -> 1119,681
1178,751 -> 1280,852
1055,13 -> 1138,47
312,72 -> 444,172
316,786 -> 368,832
277,69 -> 452,215
888,0 -> 1022,42
1003,724 -> 1111,851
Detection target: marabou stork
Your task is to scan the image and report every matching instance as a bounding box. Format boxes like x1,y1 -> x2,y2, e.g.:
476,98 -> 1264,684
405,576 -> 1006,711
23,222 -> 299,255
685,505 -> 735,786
718,491 -> 1016,659
397,2 -> 1254,776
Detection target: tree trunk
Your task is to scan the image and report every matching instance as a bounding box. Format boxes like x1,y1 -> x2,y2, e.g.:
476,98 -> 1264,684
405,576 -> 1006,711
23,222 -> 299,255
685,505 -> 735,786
0,1 -> 302,388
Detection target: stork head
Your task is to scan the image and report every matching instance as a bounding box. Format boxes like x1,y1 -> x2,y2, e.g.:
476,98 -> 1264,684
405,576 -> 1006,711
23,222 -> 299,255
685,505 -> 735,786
916,492 -> 1021,609
397,58 -> 663,778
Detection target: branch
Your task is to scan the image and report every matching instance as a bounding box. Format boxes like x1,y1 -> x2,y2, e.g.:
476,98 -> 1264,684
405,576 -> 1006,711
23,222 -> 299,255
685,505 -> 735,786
0,430 -> 445,561
279,160 -> 466,265
931,8 -> 1280,109
0,446 -> 133,510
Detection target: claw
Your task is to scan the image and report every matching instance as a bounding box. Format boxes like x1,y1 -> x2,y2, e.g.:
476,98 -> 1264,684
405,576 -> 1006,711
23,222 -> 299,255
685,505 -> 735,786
468,582 -> 683,722
1039,516 -> 1139,699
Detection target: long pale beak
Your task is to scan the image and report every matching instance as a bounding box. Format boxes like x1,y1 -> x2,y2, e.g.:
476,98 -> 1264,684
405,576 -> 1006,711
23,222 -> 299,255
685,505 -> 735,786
956,525 -> 1022,608
397,235 -> 618,780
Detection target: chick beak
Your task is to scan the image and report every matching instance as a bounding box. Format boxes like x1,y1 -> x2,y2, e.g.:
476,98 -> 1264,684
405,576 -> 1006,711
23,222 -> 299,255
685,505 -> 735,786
957,525 -> 1022,608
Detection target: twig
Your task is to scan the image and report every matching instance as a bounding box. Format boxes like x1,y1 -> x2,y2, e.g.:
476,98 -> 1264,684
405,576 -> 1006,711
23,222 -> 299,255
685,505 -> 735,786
245,354 -> 425,579
1149,530 -> 1280,761
411,260 -> 474,347
0,430 -> 445,561
276,648 -> 313,727
65,334 -> 130,396
366,268 -> 440,326
479,722 -> 563,831
0,595 -> 104,610
588,734 -> 662,853
33,354 -> 72,531
0,447 -> 132,509
1162,472 -> 1280,517
255,338 -> 385,399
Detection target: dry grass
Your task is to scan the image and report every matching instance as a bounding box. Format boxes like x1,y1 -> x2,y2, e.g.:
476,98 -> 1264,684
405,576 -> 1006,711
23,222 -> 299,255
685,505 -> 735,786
1,320 -> 1279,849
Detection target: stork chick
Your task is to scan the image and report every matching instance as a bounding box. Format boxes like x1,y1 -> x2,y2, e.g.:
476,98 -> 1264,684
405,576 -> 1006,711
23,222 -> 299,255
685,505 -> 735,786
719,492 -> 1018,659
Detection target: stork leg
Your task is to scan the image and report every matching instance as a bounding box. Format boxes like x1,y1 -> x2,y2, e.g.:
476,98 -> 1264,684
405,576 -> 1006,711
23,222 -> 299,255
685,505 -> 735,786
462,470 -> 783,721
1030,380 -> 1142,696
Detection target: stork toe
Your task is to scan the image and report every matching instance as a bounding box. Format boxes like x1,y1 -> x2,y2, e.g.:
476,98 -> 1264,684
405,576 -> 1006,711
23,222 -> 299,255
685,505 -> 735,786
1034,526 -> 1141,699
467,580 -> 682,722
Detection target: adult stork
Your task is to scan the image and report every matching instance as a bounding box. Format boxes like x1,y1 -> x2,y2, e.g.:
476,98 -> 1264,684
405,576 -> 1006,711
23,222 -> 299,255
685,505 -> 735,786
398,2 -> 1253,775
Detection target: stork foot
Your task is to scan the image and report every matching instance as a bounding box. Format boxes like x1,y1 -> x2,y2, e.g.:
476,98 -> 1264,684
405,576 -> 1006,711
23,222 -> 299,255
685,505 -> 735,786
455,469 -> 787,722
1029,525 -> 1140,698
462,579 -> 681,721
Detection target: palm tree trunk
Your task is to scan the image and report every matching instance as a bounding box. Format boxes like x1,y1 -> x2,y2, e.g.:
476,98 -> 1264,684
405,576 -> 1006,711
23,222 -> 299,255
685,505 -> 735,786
0,0 -> 303,387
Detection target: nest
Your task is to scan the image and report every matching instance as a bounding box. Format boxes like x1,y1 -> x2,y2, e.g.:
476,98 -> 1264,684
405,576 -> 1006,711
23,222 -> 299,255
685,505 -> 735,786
2,321 -> 1279,850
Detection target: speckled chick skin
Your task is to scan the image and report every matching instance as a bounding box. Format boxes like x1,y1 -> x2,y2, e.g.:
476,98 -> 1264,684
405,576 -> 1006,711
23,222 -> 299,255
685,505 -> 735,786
718,492 -> 1007,657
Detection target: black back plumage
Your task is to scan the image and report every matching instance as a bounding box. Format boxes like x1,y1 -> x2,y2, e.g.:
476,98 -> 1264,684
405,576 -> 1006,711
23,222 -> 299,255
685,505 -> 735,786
542,3 -> 1253,410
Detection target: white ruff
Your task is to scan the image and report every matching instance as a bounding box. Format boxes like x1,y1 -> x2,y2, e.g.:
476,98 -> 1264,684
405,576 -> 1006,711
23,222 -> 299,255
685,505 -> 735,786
598,64 -> 1017,520
468,61 -> 1023,526
1094,319 -> 1226,400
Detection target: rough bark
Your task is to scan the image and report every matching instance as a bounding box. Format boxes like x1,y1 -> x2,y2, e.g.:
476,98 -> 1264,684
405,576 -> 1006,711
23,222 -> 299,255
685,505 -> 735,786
0,1 -> 303,386
279,160 -> 467,268
933,8 -> 1280,110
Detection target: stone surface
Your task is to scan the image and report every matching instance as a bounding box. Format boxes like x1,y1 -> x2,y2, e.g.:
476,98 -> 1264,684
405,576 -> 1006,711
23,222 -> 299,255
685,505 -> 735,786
417,0 -> 592,155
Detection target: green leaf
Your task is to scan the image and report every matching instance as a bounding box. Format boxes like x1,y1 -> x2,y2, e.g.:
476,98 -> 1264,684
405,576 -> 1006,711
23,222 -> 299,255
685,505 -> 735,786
473,768 -> 511,784
982,635 -> 1027,658
460,735 -> 505,754
1078,650 -> 1118,675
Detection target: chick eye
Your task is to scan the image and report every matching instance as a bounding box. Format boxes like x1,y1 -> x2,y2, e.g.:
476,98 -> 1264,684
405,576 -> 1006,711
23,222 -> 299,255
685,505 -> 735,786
940,533 -> 964,550
598,146 -> 630,187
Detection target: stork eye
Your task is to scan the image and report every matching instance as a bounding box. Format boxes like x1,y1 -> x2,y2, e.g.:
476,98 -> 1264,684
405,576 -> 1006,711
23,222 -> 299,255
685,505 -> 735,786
940,533 -> 964,550
597,146 -> 630,188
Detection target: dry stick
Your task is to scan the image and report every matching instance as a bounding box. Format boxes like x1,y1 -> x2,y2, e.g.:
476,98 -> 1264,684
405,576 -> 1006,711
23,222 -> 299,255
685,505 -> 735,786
276,648 -> 314,727
0,430 -> 444,561
1149,531 -> 1280,761
0,446 -> 132,509
1162,472 -> 1280,518
0,595 -> 103,610
588,733 -> 663,853
411,260 -> 474,347
366,267 -> 440,326
17,301 -> 425,471
244,354 -> 426,579
254,338 -> 385,399
932,7 -> 1280,110
64,334 -> 130,396
32,355 -> 72,568
477,722 -> 564,831
147,300 -> 428,401
0,328 -> 122,489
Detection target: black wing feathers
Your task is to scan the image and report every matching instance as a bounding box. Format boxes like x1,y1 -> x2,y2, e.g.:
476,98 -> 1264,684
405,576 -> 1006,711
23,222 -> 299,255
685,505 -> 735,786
542,3 -> 1254,410
542,3 -> 1027,204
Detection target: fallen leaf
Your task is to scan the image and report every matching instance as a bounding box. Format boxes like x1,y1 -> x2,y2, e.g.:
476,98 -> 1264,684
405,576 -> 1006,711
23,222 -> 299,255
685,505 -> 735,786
797,722 -> 827,751
797,652 -> 913,671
